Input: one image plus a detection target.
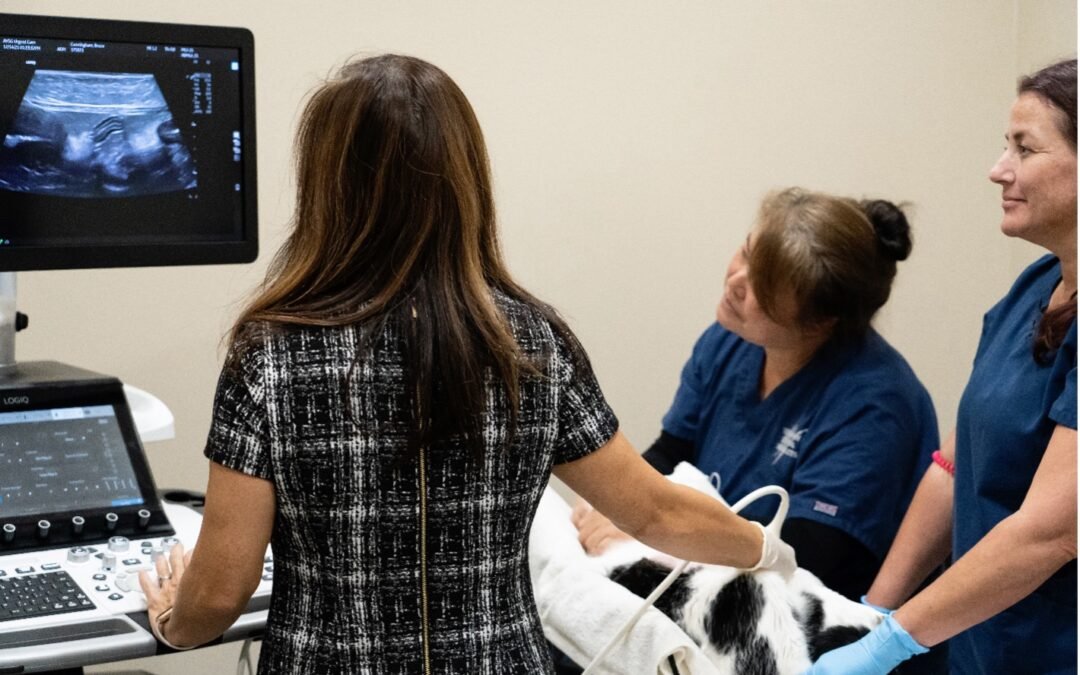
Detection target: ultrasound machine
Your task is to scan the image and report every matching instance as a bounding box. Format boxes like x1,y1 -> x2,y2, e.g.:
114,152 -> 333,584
0,13 -> 263,673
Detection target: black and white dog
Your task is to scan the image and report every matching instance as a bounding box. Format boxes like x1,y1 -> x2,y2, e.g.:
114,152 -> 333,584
578,462 -> 884,674
592,540 -> 882,674
530,465 -> 886,674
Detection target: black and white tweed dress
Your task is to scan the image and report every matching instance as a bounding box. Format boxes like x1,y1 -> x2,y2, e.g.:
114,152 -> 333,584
204,294 -> 618,673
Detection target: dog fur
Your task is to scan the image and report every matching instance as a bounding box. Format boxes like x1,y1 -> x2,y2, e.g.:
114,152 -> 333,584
591,540 -> 883,675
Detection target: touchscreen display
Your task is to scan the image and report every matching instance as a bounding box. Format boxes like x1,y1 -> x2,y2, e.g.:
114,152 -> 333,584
0,404 -> 144,518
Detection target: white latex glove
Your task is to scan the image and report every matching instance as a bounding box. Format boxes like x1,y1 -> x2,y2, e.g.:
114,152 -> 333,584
748,521 -> 797,580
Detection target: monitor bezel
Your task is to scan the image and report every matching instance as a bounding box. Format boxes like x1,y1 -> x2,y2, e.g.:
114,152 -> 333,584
0,13 -> 257,271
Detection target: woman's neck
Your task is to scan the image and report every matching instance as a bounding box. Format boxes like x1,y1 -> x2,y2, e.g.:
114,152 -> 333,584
1059,256 -> 1077,299
1051,226 -> 1077,296
1049,243 -> 1077,309
760,334 -> 830,399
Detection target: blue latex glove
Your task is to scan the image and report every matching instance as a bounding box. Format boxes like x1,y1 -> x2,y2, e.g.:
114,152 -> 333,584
859,595 -> 892,615
802,614 -> 927,675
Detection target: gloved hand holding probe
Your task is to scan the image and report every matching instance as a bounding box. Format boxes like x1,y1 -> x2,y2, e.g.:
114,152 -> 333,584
749,520 -> 797,580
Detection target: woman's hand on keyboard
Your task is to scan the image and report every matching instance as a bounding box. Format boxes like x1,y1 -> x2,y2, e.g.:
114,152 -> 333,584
138,542 -> 193,644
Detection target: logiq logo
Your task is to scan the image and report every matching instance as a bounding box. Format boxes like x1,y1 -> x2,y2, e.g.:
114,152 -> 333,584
3,395 -> 30,406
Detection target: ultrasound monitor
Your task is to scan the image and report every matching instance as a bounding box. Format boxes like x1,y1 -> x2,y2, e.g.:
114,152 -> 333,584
0,15 -> 255,547
0,13 -> 256,271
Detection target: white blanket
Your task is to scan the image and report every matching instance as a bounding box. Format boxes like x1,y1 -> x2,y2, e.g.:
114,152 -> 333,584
529,483 -> 721,675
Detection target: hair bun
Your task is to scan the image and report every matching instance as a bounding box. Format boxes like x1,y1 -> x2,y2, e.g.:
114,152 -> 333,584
861,199 -> 912,262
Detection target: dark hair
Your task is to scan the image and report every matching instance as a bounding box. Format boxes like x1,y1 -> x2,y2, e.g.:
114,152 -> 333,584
749,187 -> 911,345
1020,59 -> 1078,363
230,54 -> 582,457
1019,58 -> 1077,150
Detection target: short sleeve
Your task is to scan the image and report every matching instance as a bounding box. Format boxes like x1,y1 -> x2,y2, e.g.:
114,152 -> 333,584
1050,323 -> 1077,429
786,385 -> 936,558
551,328 -> 619,465
203,340 -> 273,480
660,325 -> 717,441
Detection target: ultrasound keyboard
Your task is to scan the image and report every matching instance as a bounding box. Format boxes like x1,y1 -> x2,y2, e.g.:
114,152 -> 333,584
0,569 -> 95,621
0,502 -> 274,673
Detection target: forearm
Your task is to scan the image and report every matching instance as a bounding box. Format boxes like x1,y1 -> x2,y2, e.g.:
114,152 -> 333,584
866,462 -> 954,608
154,463 -> 274,648
628,483 -> 762,568
162,557 -> 253,647
811,429 -> 1077,673
895,509 -> 1076,647
555,431 -> 765,569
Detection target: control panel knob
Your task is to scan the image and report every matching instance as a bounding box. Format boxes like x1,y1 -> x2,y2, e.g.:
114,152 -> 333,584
36,520 -> 50,539
71,515 -> 85,536
161,537 -> 180,555
67,546 -> 91,564
107,536 -> 130,552
115,570 -> 135,592
101,552 -> 117,573
150,545 -> 165,564
105,512 -> 119,531
2,523 -> 14,543
137,508 -> 151,528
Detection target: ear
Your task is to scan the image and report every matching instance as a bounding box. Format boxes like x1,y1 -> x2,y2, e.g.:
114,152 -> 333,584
802,316 -> 838,340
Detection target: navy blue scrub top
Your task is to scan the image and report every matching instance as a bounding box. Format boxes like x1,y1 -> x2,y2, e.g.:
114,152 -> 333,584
952,254 -> 1077,675
661,324 -> 938,559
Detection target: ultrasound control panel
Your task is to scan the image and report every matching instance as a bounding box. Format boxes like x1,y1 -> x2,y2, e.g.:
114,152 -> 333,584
0,362 -> 273,673
0,502 -> 273,673
0,363 -> 173,556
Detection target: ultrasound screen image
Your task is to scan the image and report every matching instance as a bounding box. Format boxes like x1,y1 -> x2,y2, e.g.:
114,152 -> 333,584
0,70 -> 197,198
0,34 -> 246,252
0,405 -> 144,519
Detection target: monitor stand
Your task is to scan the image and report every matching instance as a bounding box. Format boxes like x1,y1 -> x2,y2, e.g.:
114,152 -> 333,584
0,272 -> 109,385
0,271 -> 19,371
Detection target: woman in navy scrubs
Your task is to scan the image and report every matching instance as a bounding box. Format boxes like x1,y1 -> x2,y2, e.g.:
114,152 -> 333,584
808,58 -> 1077,675
573,187 -> 939,603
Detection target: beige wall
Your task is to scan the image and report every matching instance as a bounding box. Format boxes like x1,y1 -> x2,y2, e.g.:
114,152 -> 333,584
1009,0 -> 1079,276
0,2 -> 1073,672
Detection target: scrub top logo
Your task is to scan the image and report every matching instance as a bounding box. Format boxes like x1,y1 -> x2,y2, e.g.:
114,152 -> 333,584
772,425 -> 807,464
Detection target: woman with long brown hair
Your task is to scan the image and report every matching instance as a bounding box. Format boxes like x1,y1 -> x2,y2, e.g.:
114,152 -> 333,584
135,54 -> 794,673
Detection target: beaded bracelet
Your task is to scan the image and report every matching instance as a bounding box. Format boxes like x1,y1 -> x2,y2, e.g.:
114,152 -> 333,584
931,450 -> 955,477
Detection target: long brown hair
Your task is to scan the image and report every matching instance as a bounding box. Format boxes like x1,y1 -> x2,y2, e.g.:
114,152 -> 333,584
230,54 -> 579,456
1020,58 -> 1078,363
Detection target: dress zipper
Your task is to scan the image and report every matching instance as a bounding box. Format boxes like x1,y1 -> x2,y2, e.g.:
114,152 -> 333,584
419,445 -> 432,675
412,305 -> 432,675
